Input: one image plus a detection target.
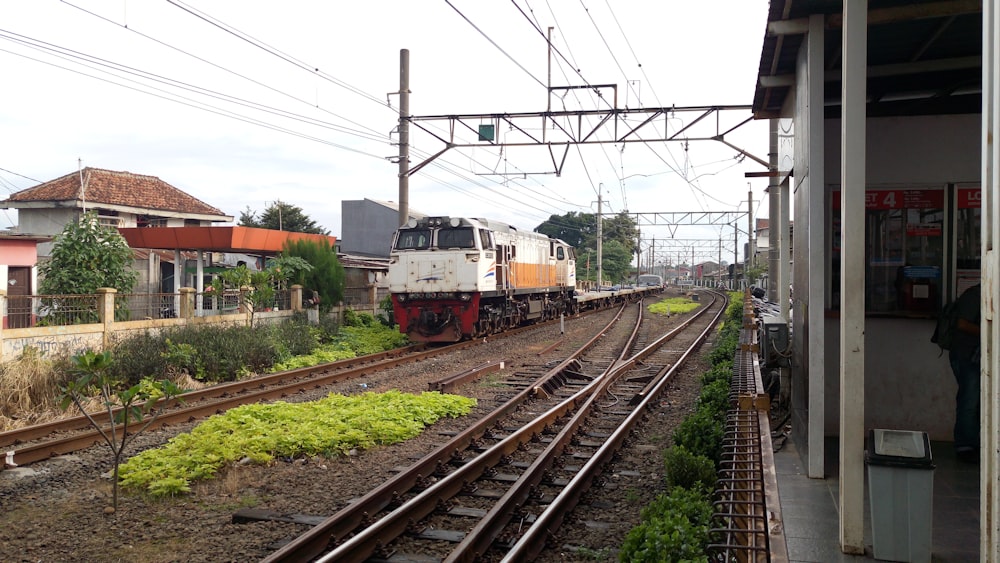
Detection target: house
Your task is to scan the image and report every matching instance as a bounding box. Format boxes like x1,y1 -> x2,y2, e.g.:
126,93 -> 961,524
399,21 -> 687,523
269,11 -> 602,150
0,167 -> 233,258
0,233 -> 50,328
0,167 -> 235,293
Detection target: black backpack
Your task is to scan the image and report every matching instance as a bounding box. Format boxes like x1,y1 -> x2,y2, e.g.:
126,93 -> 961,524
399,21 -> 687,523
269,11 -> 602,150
930,300 -> 960,354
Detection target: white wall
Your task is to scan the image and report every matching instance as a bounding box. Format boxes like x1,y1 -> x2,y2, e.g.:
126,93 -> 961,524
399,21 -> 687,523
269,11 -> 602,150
816,113 -> 980,440
825,114 -> 981,185
823,317 -> 956,439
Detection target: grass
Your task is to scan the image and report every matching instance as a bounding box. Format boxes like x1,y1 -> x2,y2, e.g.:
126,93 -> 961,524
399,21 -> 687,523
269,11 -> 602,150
0,348 -> 70,431
647,297 -> 700,316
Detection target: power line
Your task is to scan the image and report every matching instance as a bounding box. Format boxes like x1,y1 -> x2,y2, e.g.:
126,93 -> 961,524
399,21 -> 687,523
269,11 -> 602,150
0,45 -> 388,159
60,0 -> 391,140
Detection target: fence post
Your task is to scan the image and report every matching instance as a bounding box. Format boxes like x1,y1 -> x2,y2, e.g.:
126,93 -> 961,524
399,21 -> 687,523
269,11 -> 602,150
179,287 -> 196,318
239,285 -> 252,325
291,284 -> 303,312
96,288 -> 116,351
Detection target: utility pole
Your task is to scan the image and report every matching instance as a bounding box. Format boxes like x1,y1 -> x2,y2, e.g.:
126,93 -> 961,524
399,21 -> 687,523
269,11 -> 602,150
596,190 -> 603,288
635,228 -> 641,283
397,49 -> 410,227
718,237 -> 723,287
748,189 -> 754,271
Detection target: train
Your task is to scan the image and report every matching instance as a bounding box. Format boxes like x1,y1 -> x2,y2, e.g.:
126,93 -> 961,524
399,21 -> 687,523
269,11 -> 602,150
387,215 -> 661,343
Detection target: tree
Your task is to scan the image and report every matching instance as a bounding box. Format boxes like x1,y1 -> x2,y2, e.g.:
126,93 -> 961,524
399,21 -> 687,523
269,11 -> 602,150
239,201 -> 329,235
602,212 -> 639,256
534,212 -> 595,249
59,350 -> 185,513
208,255 -> 312,324
535,211 -> 638,255
39,211 -> 139,296
281,238 -> 344,311
599,240 -> 634,283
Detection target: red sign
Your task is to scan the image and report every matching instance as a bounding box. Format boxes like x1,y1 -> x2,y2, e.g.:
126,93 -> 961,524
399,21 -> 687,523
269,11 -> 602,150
906,224 -> 942,237
832,189 -> 944,210
958,187 -> 981,209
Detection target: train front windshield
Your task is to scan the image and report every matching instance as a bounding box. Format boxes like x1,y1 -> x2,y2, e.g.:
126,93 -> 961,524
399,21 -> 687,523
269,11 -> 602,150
436,227 -> 476,249
395,229 -> 431,250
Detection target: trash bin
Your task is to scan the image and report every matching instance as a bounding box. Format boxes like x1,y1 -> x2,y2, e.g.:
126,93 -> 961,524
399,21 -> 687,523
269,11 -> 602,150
866,428 -> 935,563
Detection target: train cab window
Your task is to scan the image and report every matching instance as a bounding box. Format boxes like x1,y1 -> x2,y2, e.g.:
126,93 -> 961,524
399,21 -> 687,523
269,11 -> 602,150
395,229 -> 431,250
479,229 -> 494,250
557,246 -> 565,260
436,227 -> 476,249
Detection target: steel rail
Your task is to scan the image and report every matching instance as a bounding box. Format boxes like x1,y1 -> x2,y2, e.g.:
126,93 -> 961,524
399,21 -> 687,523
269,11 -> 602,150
311,302 -> 645,563
500,291 -> 728,561
4,342 -> 486,467
261,302 -> 632,563
0,345 -> 428,449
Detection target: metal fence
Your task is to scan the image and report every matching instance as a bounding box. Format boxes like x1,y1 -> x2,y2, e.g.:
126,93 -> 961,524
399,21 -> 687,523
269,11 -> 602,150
5,294 -> 101,328
117,293 -> 179,320
4,288 -> 295,329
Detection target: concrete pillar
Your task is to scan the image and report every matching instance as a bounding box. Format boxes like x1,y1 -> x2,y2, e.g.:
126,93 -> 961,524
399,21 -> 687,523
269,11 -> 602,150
179,287 -> 196,319
96,288 -> 116,350
838,0 -> 867,554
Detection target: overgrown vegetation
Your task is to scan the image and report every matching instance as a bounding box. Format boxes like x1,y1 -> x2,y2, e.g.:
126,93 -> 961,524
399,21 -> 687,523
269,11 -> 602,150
3,311 -> 407,430
119,390 -> 476,496
0,348 -> 72,430
107,311 -> 405,385
59,350 -> 186,512
618,292 -> 743,562
281,238 -> 345,312
647,297 -> 700,316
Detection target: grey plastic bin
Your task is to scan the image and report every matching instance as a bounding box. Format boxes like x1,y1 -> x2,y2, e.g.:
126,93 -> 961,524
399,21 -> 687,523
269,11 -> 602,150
866,428 -> 934,563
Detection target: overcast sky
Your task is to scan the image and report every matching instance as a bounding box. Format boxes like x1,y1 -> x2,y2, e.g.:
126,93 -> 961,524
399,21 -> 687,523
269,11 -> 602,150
0,0 -> 770,256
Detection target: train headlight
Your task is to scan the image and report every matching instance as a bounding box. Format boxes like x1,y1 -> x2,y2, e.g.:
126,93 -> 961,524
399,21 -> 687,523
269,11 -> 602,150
450,217 -> 461,227
460,293 -> 472,301
397,294 -> 407,303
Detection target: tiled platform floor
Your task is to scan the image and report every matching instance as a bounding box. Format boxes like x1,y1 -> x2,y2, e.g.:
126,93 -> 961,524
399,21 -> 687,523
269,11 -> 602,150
773,437 -> 980,562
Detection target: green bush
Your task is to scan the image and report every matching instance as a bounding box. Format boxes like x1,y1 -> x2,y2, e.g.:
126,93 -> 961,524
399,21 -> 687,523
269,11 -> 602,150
663,446 -> 717,491
673,407 -> 725,466
110,332 -> 170,386
267,316 -> 320,359
620,510 -> 710,562
696,378 -> 732,421
639,485 -> 715,528
700,360 -> 732,386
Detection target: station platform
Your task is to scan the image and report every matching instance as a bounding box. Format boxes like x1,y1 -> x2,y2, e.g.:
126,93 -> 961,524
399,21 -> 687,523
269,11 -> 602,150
774,436 -> 980,562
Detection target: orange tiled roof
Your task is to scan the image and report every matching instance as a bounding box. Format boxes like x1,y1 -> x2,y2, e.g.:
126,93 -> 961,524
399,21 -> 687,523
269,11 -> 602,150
3,167 -> 227,217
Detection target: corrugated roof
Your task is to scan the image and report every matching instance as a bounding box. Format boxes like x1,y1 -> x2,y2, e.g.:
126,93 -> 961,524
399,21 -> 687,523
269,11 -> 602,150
754,0 -> 982,119
2,167 -> 229,218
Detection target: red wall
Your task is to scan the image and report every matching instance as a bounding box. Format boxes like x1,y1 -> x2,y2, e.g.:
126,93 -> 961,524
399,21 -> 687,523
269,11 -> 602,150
1,240 -> 39,266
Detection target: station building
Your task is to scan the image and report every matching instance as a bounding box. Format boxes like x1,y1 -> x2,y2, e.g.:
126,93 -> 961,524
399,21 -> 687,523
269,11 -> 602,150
750,1 -> 997,557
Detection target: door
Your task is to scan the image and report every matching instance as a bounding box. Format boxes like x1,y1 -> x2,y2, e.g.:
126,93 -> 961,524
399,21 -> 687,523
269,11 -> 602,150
7,267 -> 31,328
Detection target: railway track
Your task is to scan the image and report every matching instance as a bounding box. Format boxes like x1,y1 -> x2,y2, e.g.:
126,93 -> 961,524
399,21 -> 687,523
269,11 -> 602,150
1,300 -> 640,470
255,290 -> 727,562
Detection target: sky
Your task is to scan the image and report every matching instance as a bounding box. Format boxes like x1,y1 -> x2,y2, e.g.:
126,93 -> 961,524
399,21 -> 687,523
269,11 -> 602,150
0,0 -> 771,261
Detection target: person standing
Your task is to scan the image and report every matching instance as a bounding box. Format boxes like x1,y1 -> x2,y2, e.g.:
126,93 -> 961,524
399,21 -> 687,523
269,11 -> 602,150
950,283 -> 981,463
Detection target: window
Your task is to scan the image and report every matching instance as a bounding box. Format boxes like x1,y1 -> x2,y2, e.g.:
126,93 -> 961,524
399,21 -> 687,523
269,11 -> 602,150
479,229 -> 494,250
557,246 -> 565,260
436,227 -> 476,249
832,188 -> 944,314
394,229 -> 430,250
955,186 -> 981,296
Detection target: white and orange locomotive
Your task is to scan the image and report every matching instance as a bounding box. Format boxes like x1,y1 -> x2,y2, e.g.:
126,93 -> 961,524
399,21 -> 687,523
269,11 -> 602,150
388,216 -> 577,343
